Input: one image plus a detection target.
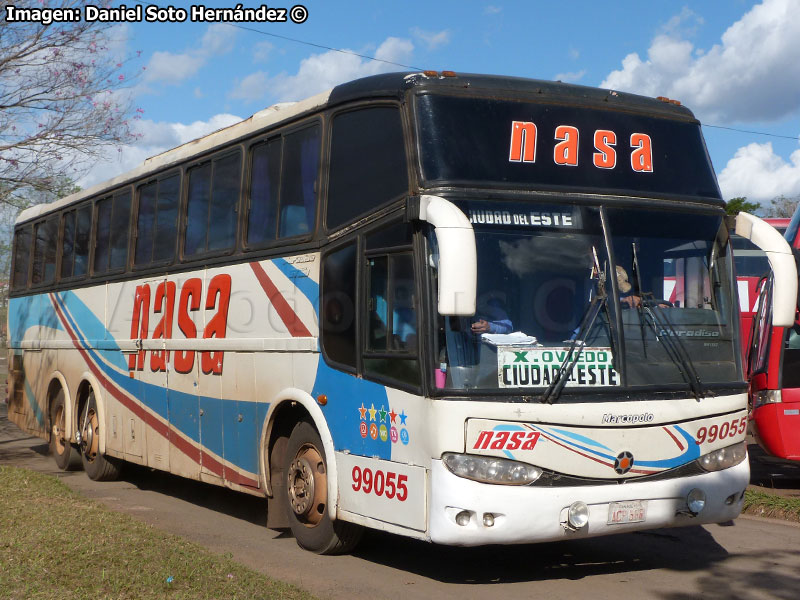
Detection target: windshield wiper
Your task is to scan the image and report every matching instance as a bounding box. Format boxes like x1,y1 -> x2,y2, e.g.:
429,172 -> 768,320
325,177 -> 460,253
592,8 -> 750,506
631,242 -> 706,400
541,248 -> 608,405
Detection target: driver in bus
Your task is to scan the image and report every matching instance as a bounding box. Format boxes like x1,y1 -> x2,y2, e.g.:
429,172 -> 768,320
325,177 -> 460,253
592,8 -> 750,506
471,296 -> 513,335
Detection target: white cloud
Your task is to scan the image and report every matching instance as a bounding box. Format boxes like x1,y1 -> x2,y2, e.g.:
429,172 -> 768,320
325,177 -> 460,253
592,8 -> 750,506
253,40 -> 273,63
229,71 -> 270,102
77,114 -> 242,189
717,142 -> 800,202
555,70 -> 586,84
143,24 -> 237,86
252,37 -> 414,103
601,0 -> 800,123
201,24 -> 237,55
485,5 -> 502,14
411,27 -> 451,50
145,51 -> 206,85
660,6 -> 704,36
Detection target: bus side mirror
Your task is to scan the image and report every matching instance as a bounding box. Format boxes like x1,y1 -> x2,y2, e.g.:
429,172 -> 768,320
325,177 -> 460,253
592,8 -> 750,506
735,211 -> 798,327
408,195 -> 477,316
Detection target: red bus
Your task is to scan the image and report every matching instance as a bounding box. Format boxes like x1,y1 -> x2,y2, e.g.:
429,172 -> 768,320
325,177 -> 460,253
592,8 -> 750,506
745,214 -> 800,460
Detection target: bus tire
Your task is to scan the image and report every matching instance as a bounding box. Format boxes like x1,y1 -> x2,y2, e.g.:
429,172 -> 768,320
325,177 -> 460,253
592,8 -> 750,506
284,420 -> 362,554
79,391 -> 121,481
50,389 -> 82,471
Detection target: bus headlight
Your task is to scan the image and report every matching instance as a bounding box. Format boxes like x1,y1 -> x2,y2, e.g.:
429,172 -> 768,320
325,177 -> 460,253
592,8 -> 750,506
442,453 -> 542,485
696,442 -> 747,472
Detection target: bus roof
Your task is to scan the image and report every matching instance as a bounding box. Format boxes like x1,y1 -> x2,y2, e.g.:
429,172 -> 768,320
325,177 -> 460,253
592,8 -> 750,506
17,71 -> 700,225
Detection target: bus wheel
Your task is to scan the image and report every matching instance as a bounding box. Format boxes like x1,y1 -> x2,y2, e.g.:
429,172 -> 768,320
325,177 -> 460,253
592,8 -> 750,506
79,391 -> 121,481
284,420 -> 362,554
50,389 -> 81,471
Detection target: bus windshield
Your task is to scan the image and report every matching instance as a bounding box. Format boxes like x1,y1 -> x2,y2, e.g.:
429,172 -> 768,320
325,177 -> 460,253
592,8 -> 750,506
432,202 -> 740,394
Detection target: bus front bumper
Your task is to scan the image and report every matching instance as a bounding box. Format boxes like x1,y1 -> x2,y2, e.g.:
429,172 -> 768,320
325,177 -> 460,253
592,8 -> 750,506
428,458 -> 749,546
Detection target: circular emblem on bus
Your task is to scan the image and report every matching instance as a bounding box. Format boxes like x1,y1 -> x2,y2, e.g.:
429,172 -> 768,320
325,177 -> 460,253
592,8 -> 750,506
614,451 -> 634,474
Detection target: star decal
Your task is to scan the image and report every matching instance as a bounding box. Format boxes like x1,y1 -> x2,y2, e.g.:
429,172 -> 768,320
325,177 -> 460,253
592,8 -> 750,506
389,408 -> 398,424
379,405 -> 388,422
399,410 -> 408,426
368,403 -> 377,421
358,403 -> 367,420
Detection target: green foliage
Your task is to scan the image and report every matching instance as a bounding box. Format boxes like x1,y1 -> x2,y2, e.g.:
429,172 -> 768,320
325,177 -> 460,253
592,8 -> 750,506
743,489 -> 800,522
725,196 -> 761,216
0,466 -> 316,600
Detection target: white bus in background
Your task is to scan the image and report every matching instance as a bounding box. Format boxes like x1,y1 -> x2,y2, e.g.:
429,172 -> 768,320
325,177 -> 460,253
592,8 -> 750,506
6,71 -> 797,554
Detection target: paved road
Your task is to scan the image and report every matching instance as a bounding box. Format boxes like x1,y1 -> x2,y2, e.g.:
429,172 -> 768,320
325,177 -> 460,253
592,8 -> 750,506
3,403 -> 800,600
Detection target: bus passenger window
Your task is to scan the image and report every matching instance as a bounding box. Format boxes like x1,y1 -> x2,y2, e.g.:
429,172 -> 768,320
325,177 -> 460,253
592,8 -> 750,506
327,107 -> 408,231
94,197 -> 112,273
185,152 -> 241,256
73,205 -> 91,277
154,175 -> 179,261
185,163 -> 211,256
135,182 -> 157,265
137,174 -> 180,266
61,210 -> 76,279
12,226 -> 32,290
278,125 -> 319,238
321,242 -> 357,369
32,217 -> 58,286
247,139 -> 281,246
109,190 -> 131,271
94,191 -> 130,274
209,153 -> 241,250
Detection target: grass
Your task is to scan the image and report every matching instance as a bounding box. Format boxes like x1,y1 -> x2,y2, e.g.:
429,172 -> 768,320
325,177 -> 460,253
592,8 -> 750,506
0,466 -> 317,600
743,488 -> 800,522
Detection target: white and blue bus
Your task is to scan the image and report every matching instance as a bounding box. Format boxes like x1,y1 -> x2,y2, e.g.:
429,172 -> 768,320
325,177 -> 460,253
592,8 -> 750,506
6,72 -> 797,554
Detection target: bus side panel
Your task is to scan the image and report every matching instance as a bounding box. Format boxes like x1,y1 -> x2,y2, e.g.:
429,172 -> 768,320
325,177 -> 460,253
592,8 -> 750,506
7,294 -> 66,439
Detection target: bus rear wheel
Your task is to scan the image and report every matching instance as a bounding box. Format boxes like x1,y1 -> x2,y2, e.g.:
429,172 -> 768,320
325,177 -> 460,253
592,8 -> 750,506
79,391 -> 121,481
50,389 -> 81,471
284,420 -> 362,554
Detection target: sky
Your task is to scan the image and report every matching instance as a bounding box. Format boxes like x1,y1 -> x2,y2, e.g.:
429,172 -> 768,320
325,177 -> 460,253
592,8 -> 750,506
83,0 -> 800,208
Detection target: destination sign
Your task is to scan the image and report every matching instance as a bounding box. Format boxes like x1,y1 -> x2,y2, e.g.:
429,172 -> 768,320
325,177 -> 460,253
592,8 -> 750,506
497,346 -> 620,388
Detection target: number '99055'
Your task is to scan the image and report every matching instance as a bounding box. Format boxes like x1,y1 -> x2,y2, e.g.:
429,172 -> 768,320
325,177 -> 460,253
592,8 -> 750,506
351,466 -> 408,501
696,417 -> 746,444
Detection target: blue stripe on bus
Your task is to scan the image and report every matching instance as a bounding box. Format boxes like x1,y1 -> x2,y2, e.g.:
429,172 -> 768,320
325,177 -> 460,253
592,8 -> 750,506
633,425 -> 700,468
312,358 -> 392,461
272,257 -> 320,315
53,292 -> 264,475
542,423 -> 699,469
8,295 -> 64,344
25,378 -> 46,428
549,427 -> 614,452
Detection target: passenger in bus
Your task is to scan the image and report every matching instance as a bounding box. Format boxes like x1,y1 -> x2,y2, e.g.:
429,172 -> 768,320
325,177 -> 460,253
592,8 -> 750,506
617,266 -> 640,308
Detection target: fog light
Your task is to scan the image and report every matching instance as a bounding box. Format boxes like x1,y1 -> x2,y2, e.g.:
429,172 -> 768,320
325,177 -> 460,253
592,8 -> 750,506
568,501 -> 589,529
455,510 -> 471,526
687,488 -> 706,515
725,493 -> 737,505
483,513 -> 495,527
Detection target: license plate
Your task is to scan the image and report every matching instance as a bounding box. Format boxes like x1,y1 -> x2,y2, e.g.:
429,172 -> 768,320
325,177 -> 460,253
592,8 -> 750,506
607,500 -> 647,524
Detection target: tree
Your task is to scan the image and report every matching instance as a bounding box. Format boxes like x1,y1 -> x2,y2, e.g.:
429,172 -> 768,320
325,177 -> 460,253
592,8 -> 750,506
763,194 -> 800,219
725,196 -> 760,216
0,1 -> 141,209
